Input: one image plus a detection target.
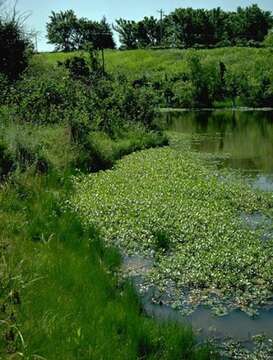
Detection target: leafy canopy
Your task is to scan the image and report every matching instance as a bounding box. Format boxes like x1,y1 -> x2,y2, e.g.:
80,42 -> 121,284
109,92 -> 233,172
47,10 -> 115,52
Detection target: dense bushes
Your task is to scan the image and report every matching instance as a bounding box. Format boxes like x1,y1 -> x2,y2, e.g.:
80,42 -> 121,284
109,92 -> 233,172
0,53 -> 167,178
35,48 -> 273,109
159,54 -> 273,108
10,55 -> 158,132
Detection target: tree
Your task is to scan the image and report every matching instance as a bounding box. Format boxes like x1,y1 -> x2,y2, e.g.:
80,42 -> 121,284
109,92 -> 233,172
47,11 -> 115,52
114,5 -> 273,49
222,5 -> 273,45
78,17 -> 115,50
0,2 -> 32,80
98,16 -> 115,49
240,4 -> 273,42
114,19 -> 138,49
47,10 -> 78,51
136,17 -> 161,47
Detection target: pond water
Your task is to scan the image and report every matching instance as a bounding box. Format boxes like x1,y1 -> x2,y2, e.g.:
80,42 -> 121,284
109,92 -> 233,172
138,110 -> 273,351
125,254 -> 273,344
161,110 -> 273,191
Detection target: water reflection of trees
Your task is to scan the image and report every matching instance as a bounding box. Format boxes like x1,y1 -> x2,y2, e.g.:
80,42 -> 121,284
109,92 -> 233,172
165,111 -> 273,172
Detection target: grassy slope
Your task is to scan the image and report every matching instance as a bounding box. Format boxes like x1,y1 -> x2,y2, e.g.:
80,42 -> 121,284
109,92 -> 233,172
0,120 -> 214,358
0,174 -> 215,360
0,171 -> 215,359
37,47 -> 273,79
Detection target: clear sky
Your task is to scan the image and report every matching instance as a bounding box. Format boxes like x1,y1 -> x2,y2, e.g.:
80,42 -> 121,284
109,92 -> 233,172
11,0 -> 273,51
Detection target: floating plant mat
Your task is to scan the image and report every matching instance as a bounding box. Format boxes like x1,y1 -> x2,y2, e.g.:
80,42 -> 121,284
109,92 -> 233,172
70,138 -> 273,317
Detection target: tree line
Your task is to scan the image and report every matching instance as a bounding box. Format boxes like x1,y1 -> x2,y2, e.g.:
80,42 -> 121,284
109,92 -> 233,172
115,5 -> 273,49
46,5 -> 273,51
1,2 -> 273,60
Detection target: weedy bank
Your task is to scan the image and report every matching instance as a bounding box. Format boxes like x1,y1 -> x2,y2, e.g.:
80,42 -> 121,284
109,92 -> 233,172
38,47 -> 273,108
0,50 -> 215,358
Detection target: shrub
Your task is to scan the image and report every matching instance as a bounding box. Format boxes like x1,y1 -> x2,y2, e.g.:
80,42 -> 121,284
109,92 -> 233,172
0,18 -> 31,81
171,80 -> 195,108
187,56 -> 216,107
61,56 -> 91,80
243,73 -> 273,107
11,68 -> 90,127
263,30 -> 273,47
10,58 -> 157,140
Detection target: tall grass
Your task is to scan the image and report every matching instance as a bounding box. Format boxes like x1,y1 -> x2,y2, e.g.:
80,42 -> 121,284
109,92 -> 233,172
0,171 -> 215,359
37,48 -> 273,80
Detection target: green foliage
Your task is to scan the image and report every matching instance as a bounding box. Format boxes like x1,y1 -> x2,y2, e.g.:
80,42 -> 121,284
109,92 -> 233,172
47,10 -> 115,52
0,18 -> 31,80
11,67 -> 87,125
37,48 -> 273,108
0,28 -> 218,359
114,17 -> 161,49
187,56 -> 218,107
0,171 -> 215,359
0,73 -> 10,104
61,55 -> 91,79
9,55 -> 158,139
78,126 -> 168,172
263,29 -> 273,47
0,122 -> 76,174
46,10 -> 78,51
0,141 -> 14,179
115,5 -> 273,49
170,80 -> 195,108
114,19 -> 138,49
71,134 -> 273,316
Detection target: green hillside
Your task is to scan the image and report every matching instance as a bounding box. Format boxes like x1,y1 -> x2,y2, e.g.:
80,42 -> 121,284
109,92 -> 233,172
36,48 -> 273,108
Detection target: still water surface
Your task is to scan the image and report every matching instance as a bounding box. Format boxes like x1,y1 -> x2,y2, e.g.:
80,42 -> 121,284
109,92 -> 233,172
163,110 -> 273,191
141,110 -> 273,343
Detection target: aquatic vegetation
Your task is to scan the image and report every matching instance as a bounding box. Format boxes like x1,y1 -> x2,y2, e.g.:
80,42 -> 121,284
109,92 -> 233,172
71,139 -> 273,316
218,335 -> 273,360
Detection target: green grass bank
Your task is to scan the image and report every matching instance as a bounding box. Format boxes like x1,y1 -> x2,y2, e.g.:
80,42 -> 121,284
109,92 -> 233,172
0,169 -> 215,359
0,118 -> 214,358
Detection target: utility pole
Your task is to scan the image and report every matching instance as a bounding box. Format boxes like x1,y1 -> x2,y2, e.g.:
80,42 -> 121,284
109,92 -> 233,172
34,33 -> 38,53
157,9 -> 164,45
101,47 -> 105,73
92,32 -> 112,74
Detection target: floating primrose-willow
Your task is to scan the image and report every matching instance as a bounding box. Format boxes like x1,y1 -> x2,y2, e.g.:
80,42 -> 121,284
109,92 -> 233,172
70,141 -> 273,316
